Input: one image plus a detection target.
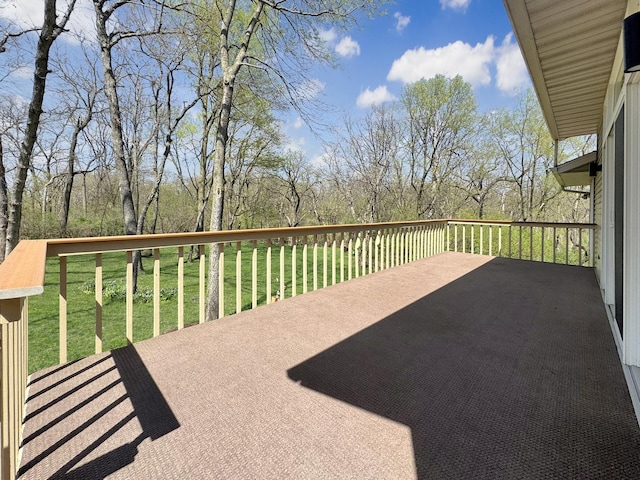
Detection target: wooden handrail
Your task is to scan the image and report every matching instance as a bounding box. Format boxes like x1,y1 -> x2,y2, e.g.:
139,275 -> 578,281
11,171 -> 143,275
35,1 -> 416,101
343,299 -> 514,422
448,219 -> 597,229
0,240 -> 47,302
44,220 -> 448,256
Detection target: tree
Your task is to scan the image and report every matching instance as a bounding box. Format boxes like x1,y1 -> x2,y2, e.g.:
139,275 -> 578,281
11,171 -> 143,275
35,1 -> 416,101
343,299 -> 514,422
204,0 -> 388,320
0,0 -> 77,259
326,105 -> 399,224
489,89 -> 557,221
400,74 -> 477,219
269,150 -> 317,228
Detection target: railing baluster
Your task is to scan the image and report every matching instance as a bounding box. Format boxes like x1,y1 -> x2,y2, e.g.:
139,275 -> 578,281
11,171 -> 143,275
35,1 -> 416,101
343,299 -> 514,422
303,236 -> 308,293
375,231 -> 380,272
340,234 -> 345,283
553,227 -> 557,264
579,228 -> 583,265
367,233 -> 372,275
95,253 -> 103,353
291,238 -> 297,297
489,226 -> 493,256
126,251 -> 133,344
518,226 -> 523,259
471,225 -> 475,255
508,226 -> 512,258
313,235 -> 319,290
199,244 -> 206,323
177,246 -> 184,329
324,235 -> 329,287
266,239 -> 272,303
454,224 -> 458,252
354,234 -> 360,278
386,229 -> 390,269
153,249 -> 160,337
280,238 -> 285,299
252,240 -> 258,309
462,226 -> 466,253
332,235 -> 337,285
218,243 -> 224,318
541,227 -> 545,262
348,236 -> 353,280
529,226 -> 533,260
480,225 -> 483,255
236,241 -> 242,313
565,228 -> 569,265
59,256 -> 68,364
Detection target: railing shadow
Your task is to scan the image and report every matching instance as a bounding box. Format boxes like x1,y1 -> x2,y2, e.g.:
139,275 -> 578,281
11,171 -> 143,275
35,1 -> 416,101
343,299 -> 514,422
287,257 -> 640,479
19,345 -> 179,479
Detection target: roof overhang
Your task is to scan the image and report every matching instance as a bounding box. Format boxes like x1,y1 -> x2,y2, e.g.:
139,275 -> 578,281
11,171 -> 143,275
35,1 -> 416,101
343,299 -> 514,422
502,0 -> 628,140
551,151 -> 597,187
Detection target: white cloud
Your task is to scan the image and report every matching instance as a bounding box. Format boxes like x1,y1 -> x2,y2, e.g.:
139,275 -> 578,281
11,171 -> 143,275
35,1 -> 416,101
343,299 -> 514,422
293,117 -> 304,129
440,0 -> 472,11
495,33 -> 529,95
335,36 -> 360,58
0,0 -> 95,44
356,85 -> 397,108
387,36 -> 495,87
318,28 -> 338,44
393,12 -> 410,32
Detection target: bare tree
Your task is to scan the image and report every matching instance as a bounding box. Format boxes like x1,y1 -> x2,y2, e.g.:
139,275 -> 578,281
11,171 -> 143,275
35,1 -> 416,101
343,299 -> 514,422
401,74 -> 477,219
204,0 -> 387,320
0,0 -> 77,259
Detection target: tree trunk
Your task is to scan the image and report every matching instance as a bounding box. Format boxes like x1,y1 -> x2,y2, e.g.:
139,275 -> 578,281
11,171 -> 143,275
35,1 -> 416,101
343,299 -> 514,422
205,81 -> 232,320
5,0 -> 74,255
93,1 -> 137,237
0,139 -> 8,262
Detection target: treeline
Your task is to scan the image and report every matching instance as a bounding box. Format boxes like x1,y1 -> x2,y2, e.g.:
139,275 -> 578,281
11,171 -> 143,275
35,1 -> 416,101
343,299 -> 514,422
17,80 -> 592,241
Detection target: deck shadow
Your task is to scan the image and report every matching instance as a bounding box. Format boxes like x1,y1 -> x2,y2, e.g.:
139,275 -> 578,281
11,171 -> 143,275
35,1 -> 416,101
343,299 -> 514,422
19,345 -> 179,479
287,257 -> 640,479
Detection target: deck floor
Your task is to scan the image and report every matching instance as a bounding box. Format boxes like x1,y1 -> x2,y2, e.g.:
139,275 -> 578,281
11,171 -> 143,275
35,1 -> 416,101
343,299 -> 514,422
19,252 -> 640,479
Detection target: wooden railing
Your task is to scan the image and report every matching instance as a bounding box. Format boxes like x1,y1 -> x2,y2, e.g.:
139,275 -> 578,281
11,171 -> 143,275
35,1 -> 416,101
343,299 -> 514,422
0,219 -> 448,480
447,220 -> 595,267
0,218 -> 595,479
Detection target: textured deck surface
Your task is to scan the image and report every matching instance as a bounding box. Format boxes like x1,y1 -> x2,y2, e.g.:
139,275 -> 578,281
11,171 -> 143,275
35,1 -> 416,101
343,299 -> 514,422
19,252 -> 640,479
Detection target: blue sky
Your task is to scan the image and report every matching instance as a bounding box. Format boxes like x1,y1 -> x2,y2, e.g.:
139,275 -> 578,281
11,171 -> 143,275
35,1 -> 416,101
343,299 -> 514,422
284,0 -> 530,158
1,0 -> 530,161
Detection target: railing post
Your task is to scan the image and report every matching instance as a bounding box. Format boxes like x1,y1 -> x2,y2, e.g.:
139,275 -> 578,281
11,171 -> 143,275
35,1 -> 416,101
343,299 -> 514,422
199,245 -> 206,323
95,253 -> 103,352
1,297 -> 25,480
266,239 -> 272,304
153,249 -> 160,337
59,256 -> 68,362
236,241 -> 242,313
218,242 -> 225,323
126,251 -> 133,344
324,235 -> 329,287
303,236 -> 308,294
279,238 -> 286,300
252,240 -> 258,309
177,247 -> 184,329
331,235 -> 337,285
291,238 -> 297,298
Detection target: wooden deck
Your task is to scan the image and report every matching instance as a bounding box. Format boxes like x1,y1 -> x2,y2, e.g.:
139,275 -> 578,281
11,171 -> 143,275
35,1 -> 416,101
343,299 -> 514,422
18,252 -> 640,479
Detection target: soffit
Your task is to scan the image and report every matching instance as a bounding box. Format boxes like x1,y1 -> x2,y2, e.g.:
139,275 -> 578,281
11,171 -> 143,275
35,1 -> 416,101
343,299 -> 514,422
503,0 -> 627,140
550,151 -> 597,187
